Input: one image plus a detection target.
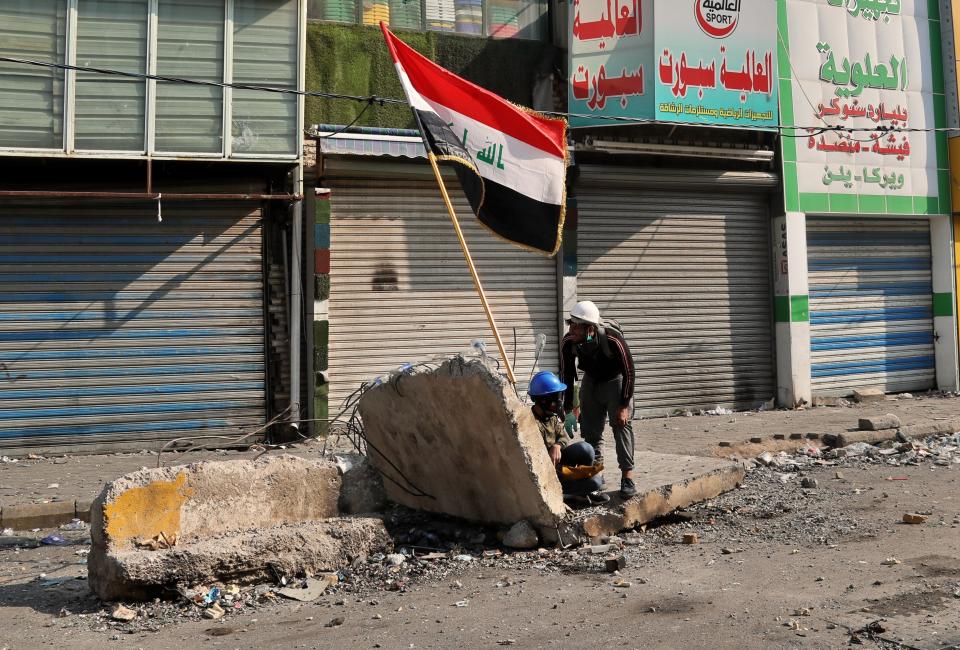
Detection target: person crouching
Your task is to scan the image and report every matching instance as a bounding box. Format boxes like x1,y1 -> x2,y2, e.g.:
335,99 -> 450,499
528,371 -> 609,505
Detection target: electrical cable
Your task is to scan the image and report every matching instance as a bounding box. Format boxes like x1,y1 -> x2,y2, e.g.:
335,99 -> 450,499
3,54 -> 956,137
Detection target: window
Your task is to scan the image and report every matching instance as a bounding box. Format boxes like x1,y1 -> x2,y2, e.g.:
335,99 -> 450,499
0,0 -> 66,149
232,0 -> 299,155
155,0 -> 225,153
310,0 -> 546,39
0,0 -> 301,158
75,0 -> 148,151
486,0 -> 545,39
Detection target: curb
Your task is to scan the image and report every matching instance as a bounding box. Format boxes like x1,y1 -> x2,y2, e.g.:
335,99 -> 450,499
1,499 -> 92,531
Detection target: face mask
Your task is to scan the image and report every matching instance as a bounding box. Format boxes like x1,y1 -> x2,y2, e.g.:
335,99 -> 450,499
586,334 -> 594,342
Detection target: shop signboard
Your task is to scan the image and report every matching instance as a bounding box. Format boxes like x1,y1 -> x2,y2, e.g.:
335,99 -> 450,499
778,0 -> 948,214
568,0 -> 777,128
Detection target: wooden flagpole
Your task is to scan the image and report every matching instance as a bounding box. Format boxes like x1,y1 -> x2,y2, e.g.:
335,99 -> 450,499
426,152 -> 517,385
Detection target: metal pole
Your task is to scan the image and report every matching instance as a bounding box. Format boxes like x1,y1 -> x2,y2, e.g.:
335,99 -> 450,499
290,165 -> 304,427
426,152 -> 517,385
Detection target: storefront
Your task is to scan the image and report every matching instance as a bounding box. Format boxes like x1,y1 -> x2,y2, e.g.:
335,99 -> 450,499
320,153 -> 561,410
806,217 -> 936,396
575,164 -> 779,414
0,199 -> 274,451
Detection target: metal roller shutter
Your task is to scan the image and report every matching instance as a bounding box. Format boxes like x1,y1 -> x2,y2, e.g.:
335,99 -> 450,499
576,166 -> 776,414
0,201 -> 266,451
326,172 -> 560,410
807,217 -> 935,395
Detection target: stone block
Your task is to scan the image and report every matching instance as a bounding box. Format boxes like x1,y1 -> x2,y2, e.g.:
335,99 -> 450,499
357,358 -> 565,530
835,430 -> 898,447
88,455 -> 388,601
0,501 -> 76,530
852,388 -> 885,403
858,414 -> 902,431
898,420 -> 960,440
90,517 -> 389,601
605,555 -> 626,572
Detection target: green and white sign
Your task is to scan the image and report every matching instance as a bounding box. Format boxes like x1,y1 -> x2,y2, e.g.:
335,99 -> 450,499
778,0 -> 948,214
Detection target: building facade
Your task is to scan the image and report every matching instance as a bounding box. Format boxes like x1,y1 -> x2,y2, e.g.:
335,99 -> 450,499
311,0 -> 957,426
0,0 -> 307,454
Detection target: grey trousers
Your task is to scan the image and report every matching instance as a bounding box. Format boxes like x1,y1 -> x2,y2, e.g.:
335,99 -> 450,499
579,375 -> 634,472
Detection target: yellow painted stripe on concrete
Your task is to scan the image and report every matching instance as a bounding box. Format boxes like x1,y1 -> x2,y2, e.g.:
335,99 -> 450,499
103,473 -> 191,546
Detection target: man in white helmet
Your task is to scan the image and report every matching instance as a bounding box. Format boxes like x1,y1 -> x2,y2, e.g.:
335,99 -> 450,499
560,300 -> 637,498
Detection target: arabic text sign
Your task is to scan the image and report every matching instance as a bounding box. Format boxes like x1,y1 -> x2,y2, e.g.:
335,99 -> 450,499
569,0 -> 654,127
781,0 -> 946,213
653,0 -> 778,127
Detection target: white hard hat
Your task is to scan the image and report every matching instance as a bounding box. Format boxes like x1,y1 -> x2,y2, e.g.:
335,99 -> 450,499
568,300 -> 600,325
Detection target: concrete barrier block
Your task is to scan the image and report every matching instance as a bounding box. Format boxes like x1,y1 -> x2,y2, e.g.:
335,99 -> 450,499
88,454 -> 388,600
358,358 -> 566,530
858,414 -> 901,431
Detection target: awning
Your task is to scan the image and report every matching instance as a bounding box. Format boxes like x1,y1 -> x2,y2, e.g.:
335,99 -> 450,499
312,124 -> 426,159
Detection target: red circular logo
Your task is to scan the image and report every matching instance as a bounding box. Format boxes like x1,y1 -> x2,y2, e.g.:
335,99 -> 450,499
695,0 -> 739,39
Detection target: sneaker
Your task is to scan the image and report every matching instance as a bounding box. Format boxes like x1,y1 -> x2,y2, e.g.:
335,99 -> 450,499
619,477 -> 637,498
587,491 -> 611,504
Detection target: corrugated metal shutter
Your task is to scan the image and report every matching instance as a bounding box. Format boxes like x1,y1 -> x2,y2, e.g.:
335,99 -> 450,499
0,201 -> 266,451
576,166 -> 776,414
807,217 -> 935,395
326,171 -> 560,411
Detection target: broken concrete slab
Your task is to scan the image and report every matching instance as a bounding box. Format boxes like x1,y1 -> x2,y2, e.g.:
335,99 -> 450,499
832,429 -> 899,448
826,418 -> 960,448
88,455 -> 390,600
852,388 -> 885,403
92,519 -> 387,601
573,452 -> 745,539
357,357 -> 566,531
898,419 -> 960,440
858,414 -> 901,431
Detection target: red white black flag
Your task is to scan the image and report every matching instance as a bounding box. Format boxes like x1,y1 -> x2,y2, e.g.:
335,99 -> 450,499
381,23 -> 567,256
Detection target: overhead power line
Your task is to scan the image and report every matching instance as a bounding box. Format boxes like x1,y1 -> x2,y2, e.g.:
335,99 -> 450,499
1,54 -> 956,137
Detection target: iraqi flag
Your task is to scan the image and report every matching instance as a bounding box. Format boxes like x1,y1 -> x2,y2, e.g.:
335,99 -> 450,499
381,23 -> 567,256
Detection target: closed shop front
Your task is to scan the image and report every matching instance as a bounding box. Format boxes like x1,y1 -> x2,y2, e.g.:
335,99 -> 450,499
324,159 -> 560,409
807,217 -> 935,395
0,201 -> 267,451
575,165 -> 777,414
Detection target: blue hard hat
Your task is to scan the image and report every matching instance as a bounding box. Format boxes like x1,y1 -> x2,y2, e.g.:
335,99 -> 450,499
528,371 -> 567,397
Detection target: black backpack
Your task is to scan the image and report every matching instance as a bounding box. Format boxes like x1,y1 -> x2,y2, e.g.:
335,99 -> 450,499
596,318 -> 625,359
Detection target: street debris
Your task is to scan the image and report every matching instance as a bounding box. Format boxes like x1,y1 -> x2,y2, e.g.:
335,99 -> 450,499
682,533 -> 699,545
902,513 -> 927,524
502,520 -> 538,549
277,574 -> 339,602
604,554 -> 626,572
110,605 -> 137,622
135,531 -> 177,551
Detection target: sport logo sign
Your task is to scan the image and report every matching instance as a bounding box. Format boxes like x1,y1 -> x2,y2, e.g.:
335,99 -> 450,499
695,0 -> 740,39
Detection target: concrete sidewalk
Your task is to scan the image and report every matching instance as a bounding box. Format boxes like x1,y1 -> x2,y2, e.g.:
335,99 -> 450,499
2,392 -> 957,530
